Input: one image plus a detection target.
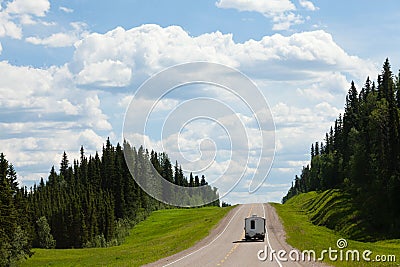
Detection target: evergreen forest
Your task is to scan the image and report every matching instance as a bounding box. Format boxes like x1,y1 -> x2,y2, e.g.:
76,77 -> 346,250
283,59 -> 400,240
0,139 -> 219,265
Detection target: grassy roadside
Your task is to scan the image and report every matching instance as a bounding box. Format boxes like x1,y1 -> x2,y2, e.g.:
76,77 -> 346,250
272,192 -> 400,266
23,206 -> 235,267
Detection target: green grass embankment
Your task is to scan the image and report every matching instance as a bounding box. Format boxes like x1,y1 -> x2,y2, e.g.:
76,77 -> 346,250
23,206 -> 234,267
272,190 -> 400,266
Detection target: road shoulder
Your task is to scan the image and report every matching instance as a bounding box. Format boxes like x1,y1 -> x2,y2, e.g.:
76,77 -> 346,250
144,205 -> 241,267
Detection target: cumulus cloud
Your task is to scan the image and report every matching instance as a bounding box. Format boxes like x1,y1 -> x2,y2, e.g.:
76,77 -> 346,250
1,22 -> 381,203
299,0 -> 318,11
1,0 -> 83,46
215,0 -> 317,30
70,25 -> 375,89
66,25 -> 377,201
76,60 -> 132,86
26,22 -> 88,48
59,6 -> 73,13
0,128 -> 106,185
0,61 -> 111,127
296,71 -> 351,102
26,32 -> 77,47
70,25 -> 238,87
0,60 -> 113,183
272,102 -> 340,127
83,95 -> 112,130
0,11 -> 22,38
0,0 -> 52,39
271,12 -> 303,31
216,0 -> 296,14
6,0 -> 50,17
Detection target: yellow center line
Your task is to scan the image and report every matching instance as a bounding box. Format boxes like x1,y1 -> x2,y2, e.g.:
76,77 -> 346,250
216,204 -> 254,266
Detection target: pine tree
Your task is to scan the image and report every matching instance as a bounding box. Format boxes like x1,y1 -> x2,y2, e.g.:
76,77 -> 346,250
0,154 -> 32,264
60,151 -> 69,178
310,143 -> 315,159
189,172 -> 194,187
36,216 -> 56,248
200,175 -> 207,186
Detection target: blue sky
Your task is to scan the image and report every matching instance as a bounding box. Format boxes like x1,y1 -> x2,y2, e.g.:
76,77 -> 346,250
1,0 -> 400,204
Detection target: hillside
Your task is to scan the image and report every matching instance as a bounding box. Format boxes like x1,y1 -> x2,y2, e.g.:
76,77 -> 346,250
283,59 -> 400,240
23,206 -> 234,266
286,189 -> 371,241
273,191 -> 400,266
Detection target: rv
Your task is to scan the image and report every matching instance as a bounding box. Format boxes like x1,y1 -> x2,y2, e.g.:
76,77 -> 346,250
244,215 -> 265,241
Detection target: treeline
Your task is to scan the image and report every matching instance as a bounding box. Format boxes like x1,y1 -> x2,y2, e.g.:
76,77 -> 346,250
283,59 -> 400,239
0,153 -> 33,266
0,139 -> 219,264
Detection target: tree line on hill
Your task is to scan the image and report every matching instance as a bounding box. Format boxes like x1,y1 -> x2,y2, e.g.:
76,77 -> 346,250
0,139 -> 219,265
283,59 -> 400,239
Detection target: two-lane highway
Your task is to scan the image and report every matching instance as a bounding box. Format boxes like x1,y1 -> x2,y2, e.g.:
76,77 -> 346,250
147,203 -> 329,267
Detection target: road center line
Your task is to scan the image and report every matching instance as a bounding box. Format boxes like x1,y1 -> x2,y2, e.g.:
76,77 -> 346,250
163,205 -> 244,267
216,204 -> 254,266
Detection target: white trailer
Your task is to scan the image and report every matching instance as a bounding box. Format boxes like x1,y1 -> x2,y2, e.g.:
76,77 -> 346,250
244,215 -> 265,241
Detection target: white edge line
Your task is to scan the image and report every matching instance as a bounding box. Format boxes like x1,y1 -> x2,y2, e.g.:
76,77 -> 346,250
263,203 -> 283,267
163,205 -> 244,267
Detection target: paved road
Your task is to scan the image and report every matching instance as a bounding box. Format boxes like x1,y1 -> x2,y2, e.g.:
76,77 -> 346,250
147,203 -> 328,267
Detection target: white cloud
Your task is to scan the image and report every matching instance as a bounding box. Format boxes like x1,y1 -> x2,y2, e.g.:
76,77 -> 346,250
67,25 -> 376,203
6,0 -> 50,17
0,62 -> 109,129
0,0 -> 52,39
0,60 -> 113,181
26,32 -> 78,47
0,61 -> 52,106
215,0 -> 317,31
76,60 -> 132,86
287,160 -> 309,167
271,11 -> 303,31
59,6 -> 73,13
78,129 -> 105,151
71,25 -> 238,87
70,25 -> 375,89
222,190 -> 285,204
272,102 -> 339,127
296,71 -> 351,102
18,14 -> 37,25
118,95 -> 133,108
0,128 -> 106,185
1,23 -> 381,203
26,22 -> 88,48
299,0 -> 318,11
216,0 -> 295,14
0,11 -> 22,38
315,102 -> 342,118
83,94 -> 112,130
57,99 -> 79,115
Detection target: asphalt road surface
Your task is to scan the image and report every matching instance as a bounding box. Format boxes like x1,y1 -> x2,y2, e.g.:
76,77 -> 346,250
146,203 -> 329,267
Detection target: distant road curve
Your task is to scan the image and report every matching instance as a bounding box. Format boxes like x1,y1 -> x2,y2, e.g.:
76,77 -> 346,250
145,203 -> 330,267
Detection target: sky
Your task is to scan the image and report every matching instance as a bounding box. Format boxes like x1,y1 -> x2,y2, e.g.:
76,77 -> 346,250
1,0 -> 400,204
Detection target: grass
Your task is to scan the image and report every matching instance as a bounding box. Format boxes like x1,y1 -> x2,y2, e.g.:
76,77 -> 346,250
272,191 -> 400,266
23,206 -> 234,267
299,189 -> 369,240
